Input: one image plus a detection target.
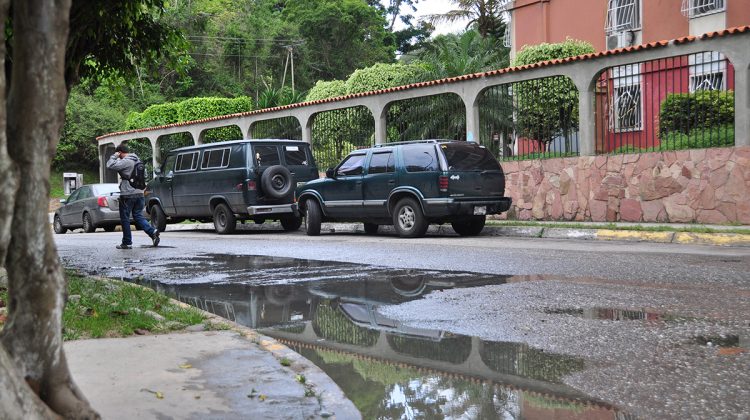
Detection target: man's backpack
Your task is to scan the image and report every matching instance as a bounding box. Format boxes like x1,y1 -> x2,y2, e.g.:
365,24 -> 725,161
127,159 -> 147,190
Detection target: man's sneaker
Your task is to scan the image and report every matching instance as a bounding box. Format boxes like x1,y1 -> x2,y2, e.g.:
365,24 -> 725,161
116,244 -> 132,250
151,232 -> 160,247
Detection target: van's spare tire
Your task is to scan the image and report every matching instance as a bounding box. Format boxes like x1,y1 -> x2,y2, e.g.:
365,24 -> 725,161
260,165 -> 293,199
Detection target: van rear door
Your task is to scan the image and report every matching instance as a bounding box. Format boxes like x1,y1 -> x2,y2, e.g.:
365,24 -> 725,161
439,142 -> 505,203
282,144 -> 319,185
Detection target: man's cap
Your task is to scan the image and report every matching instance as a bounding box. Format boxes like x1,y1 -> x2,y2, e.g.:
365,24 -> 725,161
115,144 -> 129,153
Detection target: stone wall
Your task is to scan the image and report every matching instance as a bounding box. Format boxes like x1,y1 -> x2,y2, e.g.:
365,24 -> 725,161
499,146 -> 750,224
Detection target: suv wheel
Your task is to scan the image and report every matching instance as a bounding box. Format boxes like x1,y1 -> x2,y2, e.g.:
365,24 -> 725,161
213,203 -> 236,234
53,215 -> 67,234
393,198 -> 428,238
82,213 -> 96,233
150,204 -> 167,232
103,225 -> 117,232
451,216 -> 486,236
261,165 -> 293,199
280,214 -> 302,231
304,200 -> 322,236
363,223 -> 379,235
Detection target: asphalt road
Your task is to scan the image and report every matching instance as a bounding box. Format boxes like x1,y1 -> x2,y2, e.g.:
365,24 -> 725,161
54,227 -> 750,419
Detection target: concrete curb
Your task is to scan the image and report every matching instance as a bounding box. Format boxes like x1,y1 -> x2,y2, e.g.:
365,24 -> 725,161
92,276 -> 360,419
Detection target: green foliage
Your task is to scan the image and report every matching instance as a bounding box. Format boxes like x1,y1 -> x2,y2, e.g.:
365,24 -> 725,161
659,124 -> 734,150
345,62 -> 428,94
659,90 -> 734,135
511,39 -> 595,146
417,29 -> 509,79
305,80 -> 348,102
312,301 -> 380,347
256,87 -> 306,109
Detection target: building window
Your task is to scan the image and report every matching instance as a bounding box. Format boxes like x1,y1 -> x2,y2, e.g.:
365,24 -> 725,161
681,0 -> 725,18
605,0 -> 641,34
689,52 -> 726,92
502,11 -> 512,48
610,64 -> 642,131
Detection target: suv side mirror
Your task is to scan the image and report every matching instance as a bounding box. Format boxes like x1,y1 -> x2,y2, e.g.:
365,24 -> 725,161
325,168 -> 335,179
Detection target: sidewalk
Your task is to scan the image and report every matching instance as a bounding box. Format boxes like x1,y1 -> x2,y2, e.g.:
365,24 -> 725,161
65,315 -> 360,419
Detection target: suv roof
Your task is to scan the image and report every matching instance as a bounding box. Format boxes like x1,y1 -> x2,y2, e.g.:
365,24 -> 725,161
170,139 -> 308,154
372,139 -> 453,148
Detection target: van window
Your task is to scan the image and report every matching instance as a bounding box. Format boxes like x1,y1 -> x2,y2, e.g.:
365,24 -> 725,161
368,152 -> 394,174
441,142 -> 500,171
254,145 -> 280,166
201,148 -> 230,169
175,151 -> 199,172
162,154 -> 177,176
403,145 -> 438,172
284,145 -> 308,166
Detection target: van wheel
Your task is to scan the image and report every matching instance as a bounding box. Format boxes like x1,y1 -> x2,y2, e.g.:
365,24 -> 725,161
150,204 -> 167,232
304,200 -> 322,236
280,215 -> 302,231
393,198 -> 428,238
213,203 -> 236,234
82,213 -> 96,233
363,223 -> 379,235
451,216 -> 486,236
261,165 -> 293,199
53,215 -> 67,234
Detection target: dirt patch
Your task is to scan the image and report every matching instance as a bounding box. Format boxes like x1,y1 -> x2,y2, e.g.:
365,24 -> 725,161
49,198 -> 63,213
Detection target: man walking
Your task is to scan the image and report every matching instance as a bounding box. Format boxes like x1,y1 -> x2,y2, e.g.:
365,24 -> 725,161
106,144 -> 160,249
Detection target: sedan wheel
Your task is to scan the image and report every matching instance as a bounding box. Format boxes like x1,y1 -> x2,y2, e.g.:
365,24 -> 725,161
82,213 -> 96,233
53,215 -> 67,234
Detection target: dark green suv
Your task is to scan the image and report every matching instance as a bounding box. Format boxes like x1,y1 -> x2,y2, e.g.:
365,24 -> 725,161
295,140 -> 511,238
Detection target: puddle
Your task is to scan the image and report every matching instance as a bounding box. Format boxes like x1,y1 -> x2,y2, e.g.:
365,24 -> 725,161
128,254 -> 632,418
693,335 -> 740,347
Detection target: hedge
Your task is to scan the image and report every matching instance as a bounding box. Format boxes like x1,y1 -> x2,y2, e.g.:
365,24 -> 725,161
659,90 -> 734,135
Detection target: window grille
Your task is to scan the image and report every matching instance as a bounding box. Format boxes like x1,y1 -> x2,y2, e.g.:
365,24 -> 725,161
605,0 -> 641,34
503,12 -> 512,48
610,64 -> 642,131
689,51 -> 727,92
681,0 -> 725,18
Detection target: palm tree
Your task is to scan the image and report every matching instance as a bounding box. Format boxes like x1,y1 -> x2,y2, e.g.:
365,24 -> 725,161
424,0 -> 512,39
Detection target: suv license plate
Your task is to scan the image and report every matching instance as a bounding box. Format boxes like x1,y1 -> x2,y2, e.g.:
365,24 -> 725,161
473,206 -> 486,215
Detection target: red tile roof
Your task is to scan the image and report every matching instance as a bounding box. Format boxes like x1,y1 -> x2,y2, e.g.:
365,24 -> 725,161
98,25 -> 750,141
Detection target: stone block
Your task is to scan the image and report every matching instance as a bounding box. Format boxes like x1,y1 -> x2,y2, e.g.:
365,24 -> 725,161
620,199 -> 643,222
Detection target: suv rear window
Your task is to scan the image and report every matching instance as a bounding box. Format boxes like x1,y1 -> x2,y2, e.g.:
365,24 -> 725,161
255,145 -> 280,166
284,145 -> 308,166
441,143 -> 500,171
403,145 -> 439,172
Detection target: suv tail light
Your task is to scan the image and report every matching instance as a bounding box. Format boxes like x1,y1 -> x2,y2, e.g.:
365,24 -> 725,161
97,196 -> 109,207
438,175 -> 449,192
247,180 -> 257,191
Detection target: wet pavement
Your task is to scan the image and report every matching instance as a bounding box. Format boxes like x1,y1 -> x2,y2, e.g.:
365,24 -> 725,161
56,232 -> 750,419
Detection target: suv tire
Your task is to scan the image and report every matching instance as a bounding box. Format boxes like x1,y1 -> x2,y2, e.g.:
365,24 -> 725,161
363,223 -> 379,235
82,213 -> 96,233
150,204 -> 167,232
103,225 -> 116,232
280,214 -> 303,231
213,203 -> 237,234
53,215 -> 67,234
451,216 -> 486,236
261,165 -> 293,199
304,200 -> 322,236
393,198 -> 428,238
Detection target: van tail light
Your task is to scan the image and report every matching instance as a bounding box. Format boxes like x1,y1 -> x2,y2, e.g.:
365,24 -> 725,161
97,196 -> 109,207
247,180 -> 257,191
438,176 -> 449,192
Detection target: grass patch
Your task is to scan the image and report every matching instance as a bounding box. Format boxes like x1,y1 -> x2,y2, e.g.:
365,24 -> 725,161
485,220 -> 750,235
62,271 -> 204,340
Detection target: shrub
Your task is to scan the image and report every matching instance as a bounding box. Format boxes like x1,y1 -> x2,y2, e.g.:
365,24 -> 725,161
659,90 -> 734,136
659,124 -> 734,150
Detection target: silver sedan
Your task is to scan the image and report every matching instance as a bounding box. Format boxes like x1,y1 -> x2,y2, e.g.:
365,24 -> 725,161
53,184 -> 144,233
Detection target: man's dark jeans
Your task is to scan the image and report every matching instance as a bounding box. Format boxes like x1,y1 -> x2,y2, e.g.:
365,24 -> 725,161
118,195 -> 155,246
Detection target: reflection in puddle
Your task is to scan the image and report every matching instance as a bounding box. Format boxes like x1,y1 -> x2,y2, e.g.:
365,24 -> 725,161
544,307 -> 665,321
130,254 -> 631,419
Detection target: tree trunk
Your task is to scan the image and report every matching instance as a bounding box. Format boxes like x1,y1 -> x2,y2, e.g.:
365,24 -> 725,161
0,0 -> 99,417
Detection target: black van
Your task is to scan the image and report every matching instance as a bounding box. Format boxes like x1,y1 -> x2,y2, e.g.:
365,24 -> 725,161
146,139 -> 318,234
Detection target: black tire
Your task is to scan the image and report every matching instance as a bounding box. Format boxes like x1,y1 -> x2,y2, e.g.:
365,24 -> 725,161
260,165 -> 293,199
304,200 -> 322,236
150,204 -> 167,232
82,213 -> 96,233
213,203 -> 236,234
103,225 -> 117,232
280,214 -> 303,231
363,223 -> 379,235
392,198 -> 428,238
451,216 -> 486,236
53,215 -> 67,234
